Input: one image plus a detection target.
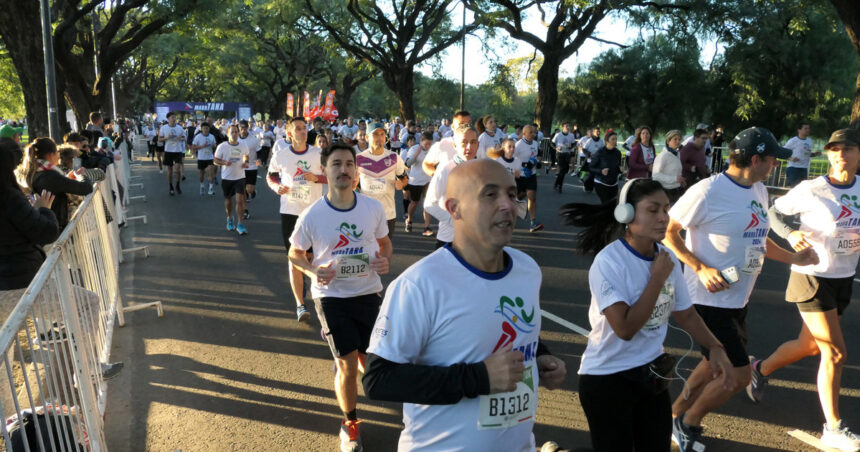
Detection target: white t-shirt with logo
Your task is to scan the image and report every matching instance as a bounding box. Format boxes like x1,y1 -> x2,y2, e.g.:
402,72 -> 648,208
552,132 -> 576,153
268,144 -> 324,215
368,245 -> 541,452
356,149 -> 407,220
477,131 -> 503,160
213,142 -> 250,181
669,172 -> 770,309
192,133 -> 216,160
239,135 -> 261,170
262,130 -> 275,147
424,160 -> 459,243
159,124 -> 186,153
774,176 -> 860,277
495,156 -> 522,178
290,194 -> 388,299
785,136 -> 815,169
579,240 -> 692,375
144,127 -> 157,143
514,139 -> 539,178
341,124 -> 359,140
405,144 -> 431,186
580,137 -> 604,157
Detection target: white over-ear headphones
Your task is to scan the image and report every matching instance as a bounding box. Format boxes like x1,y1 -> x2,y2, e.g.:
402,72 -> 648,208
614,178 -> 641,224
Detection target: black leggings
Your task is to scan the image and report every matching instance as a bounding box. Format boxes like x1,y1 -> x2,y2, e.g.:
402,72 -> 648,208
554,151 -> 571,188
579,372 -> 672,452
594,183 -> 619,204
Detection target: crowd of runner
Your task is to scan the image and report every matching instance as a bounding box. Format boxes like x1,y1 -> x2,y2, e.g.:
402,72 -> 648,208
4,107 -> 858,452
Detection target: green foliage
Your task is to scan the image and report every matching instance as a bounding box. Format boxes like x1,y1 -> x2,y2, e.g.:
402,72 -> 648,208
0,48 -> 25,119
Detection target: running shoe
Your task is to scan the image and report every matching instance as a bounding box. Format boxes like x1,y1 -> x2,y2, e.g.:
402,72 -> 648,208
226,217 -> 235,231
175,183 -> 182,195
200,184 -> 205,195
169,185 -> 174,196
672,415 -> 706,452
422,227 -> 434,237
746,356 -> 768,403
243,209 -> 250,220
208,186 -> 215,195
236,223 -> 248,236
529,220 -> 544,232
821,420 -> 860,452
296,304 -> 310,323
339,420 -> 363,452
405,221 -> 412,233
160,169 -> 164,174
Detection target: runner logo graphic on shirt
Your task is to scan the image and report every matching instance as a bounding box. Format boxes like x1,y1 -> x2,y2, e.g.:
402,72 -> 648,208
745,200 -> 767,231
744,200 -> 769,243
293,160 -> 312,178
332,222 -> 366,256
837,194 -> 860,222
493,296 -> 538,361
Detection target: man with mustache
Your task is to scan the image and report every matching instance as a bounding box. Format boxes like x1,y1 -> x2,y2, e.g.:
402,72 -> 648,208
288,142 -> 392,452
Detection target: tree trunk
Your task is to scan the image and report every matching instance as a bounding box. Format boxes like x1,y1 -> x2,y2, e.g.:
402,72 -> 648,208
0,0 -> 50,138
830,0 -> 860,127
383,68 -> 416,121
534,54 -> 560,136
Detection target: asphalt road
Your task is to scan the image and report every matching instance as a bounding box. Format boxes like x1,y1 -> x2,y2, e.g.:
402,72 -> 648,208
104,148 -> 858,452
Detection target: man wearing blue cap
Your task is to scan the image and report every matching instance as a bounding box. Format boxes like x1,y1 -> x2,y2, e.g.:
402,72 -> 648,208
662,126 -> 820,452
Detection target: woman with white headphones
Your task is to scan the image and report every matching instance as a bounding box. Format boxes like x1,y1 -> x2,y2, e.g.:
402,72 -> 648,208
560,178 -> 733,451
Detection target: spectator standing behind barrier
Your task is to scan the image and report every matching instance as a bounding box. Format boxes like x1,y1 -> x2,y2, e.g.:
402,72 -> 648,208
680,128 -> 710,188
0,141 -> 58,291
560,178 -> 731,452
652,130 -> 685,203
16,138 -> 93,230
589,131 -> 623,204
784,122 -> 820,187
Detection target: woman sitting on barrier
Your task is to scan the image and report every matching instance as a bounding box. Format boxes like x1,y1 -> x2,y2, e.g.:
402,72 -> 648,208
16,137 -> 94,230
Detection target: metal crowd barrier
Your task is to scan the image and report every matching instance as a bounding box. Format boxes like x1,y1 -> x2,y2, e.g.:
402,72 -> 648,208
0,155 -> 162,451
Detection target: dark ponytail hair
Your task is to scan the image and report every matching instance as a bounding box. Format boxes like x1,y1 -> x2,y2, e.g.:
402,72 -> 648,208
560,179 -> 666,256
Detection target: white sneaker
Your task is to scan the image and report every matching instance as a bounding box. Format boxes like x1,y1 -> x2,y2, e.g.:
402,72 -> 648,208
822,420 -> 860,452
200,184 -> 205,195
208,185 -> 215,195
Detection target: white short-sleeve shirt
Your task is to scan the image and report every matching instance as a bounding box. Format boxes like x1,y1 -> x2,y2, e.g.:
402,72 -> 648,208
579,240 -> 692,375
268,144 -> 324,215
289,194 -> 388,299
774,176 -> 860,277
213,142 -> 250,181
192,133 -> 216,160
368,245 -> 541,452
669,172 -> 770,309
356,149 -> 407,220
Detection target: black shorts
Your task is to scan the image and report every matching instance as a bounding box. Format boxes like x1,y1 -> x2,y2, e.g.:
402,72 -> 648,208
694,304 -> 749,367
221,178 -> 246,199
244,169 -> 258,186
163,152 -> 184,167
280,214 -> 313,254
258,146 -> 271,164
315,294 -> 382,358
156,145 -> 164,153
197,160 -> 213,170
406,184 -> 427,202
787,271 -> 852,315
516,175 -> 538,193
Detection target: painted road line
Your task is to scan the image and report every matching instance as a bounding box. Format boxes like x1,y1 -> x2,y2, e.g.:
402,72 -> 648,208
542,309 -> 590,337
787,430 -> 841,451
